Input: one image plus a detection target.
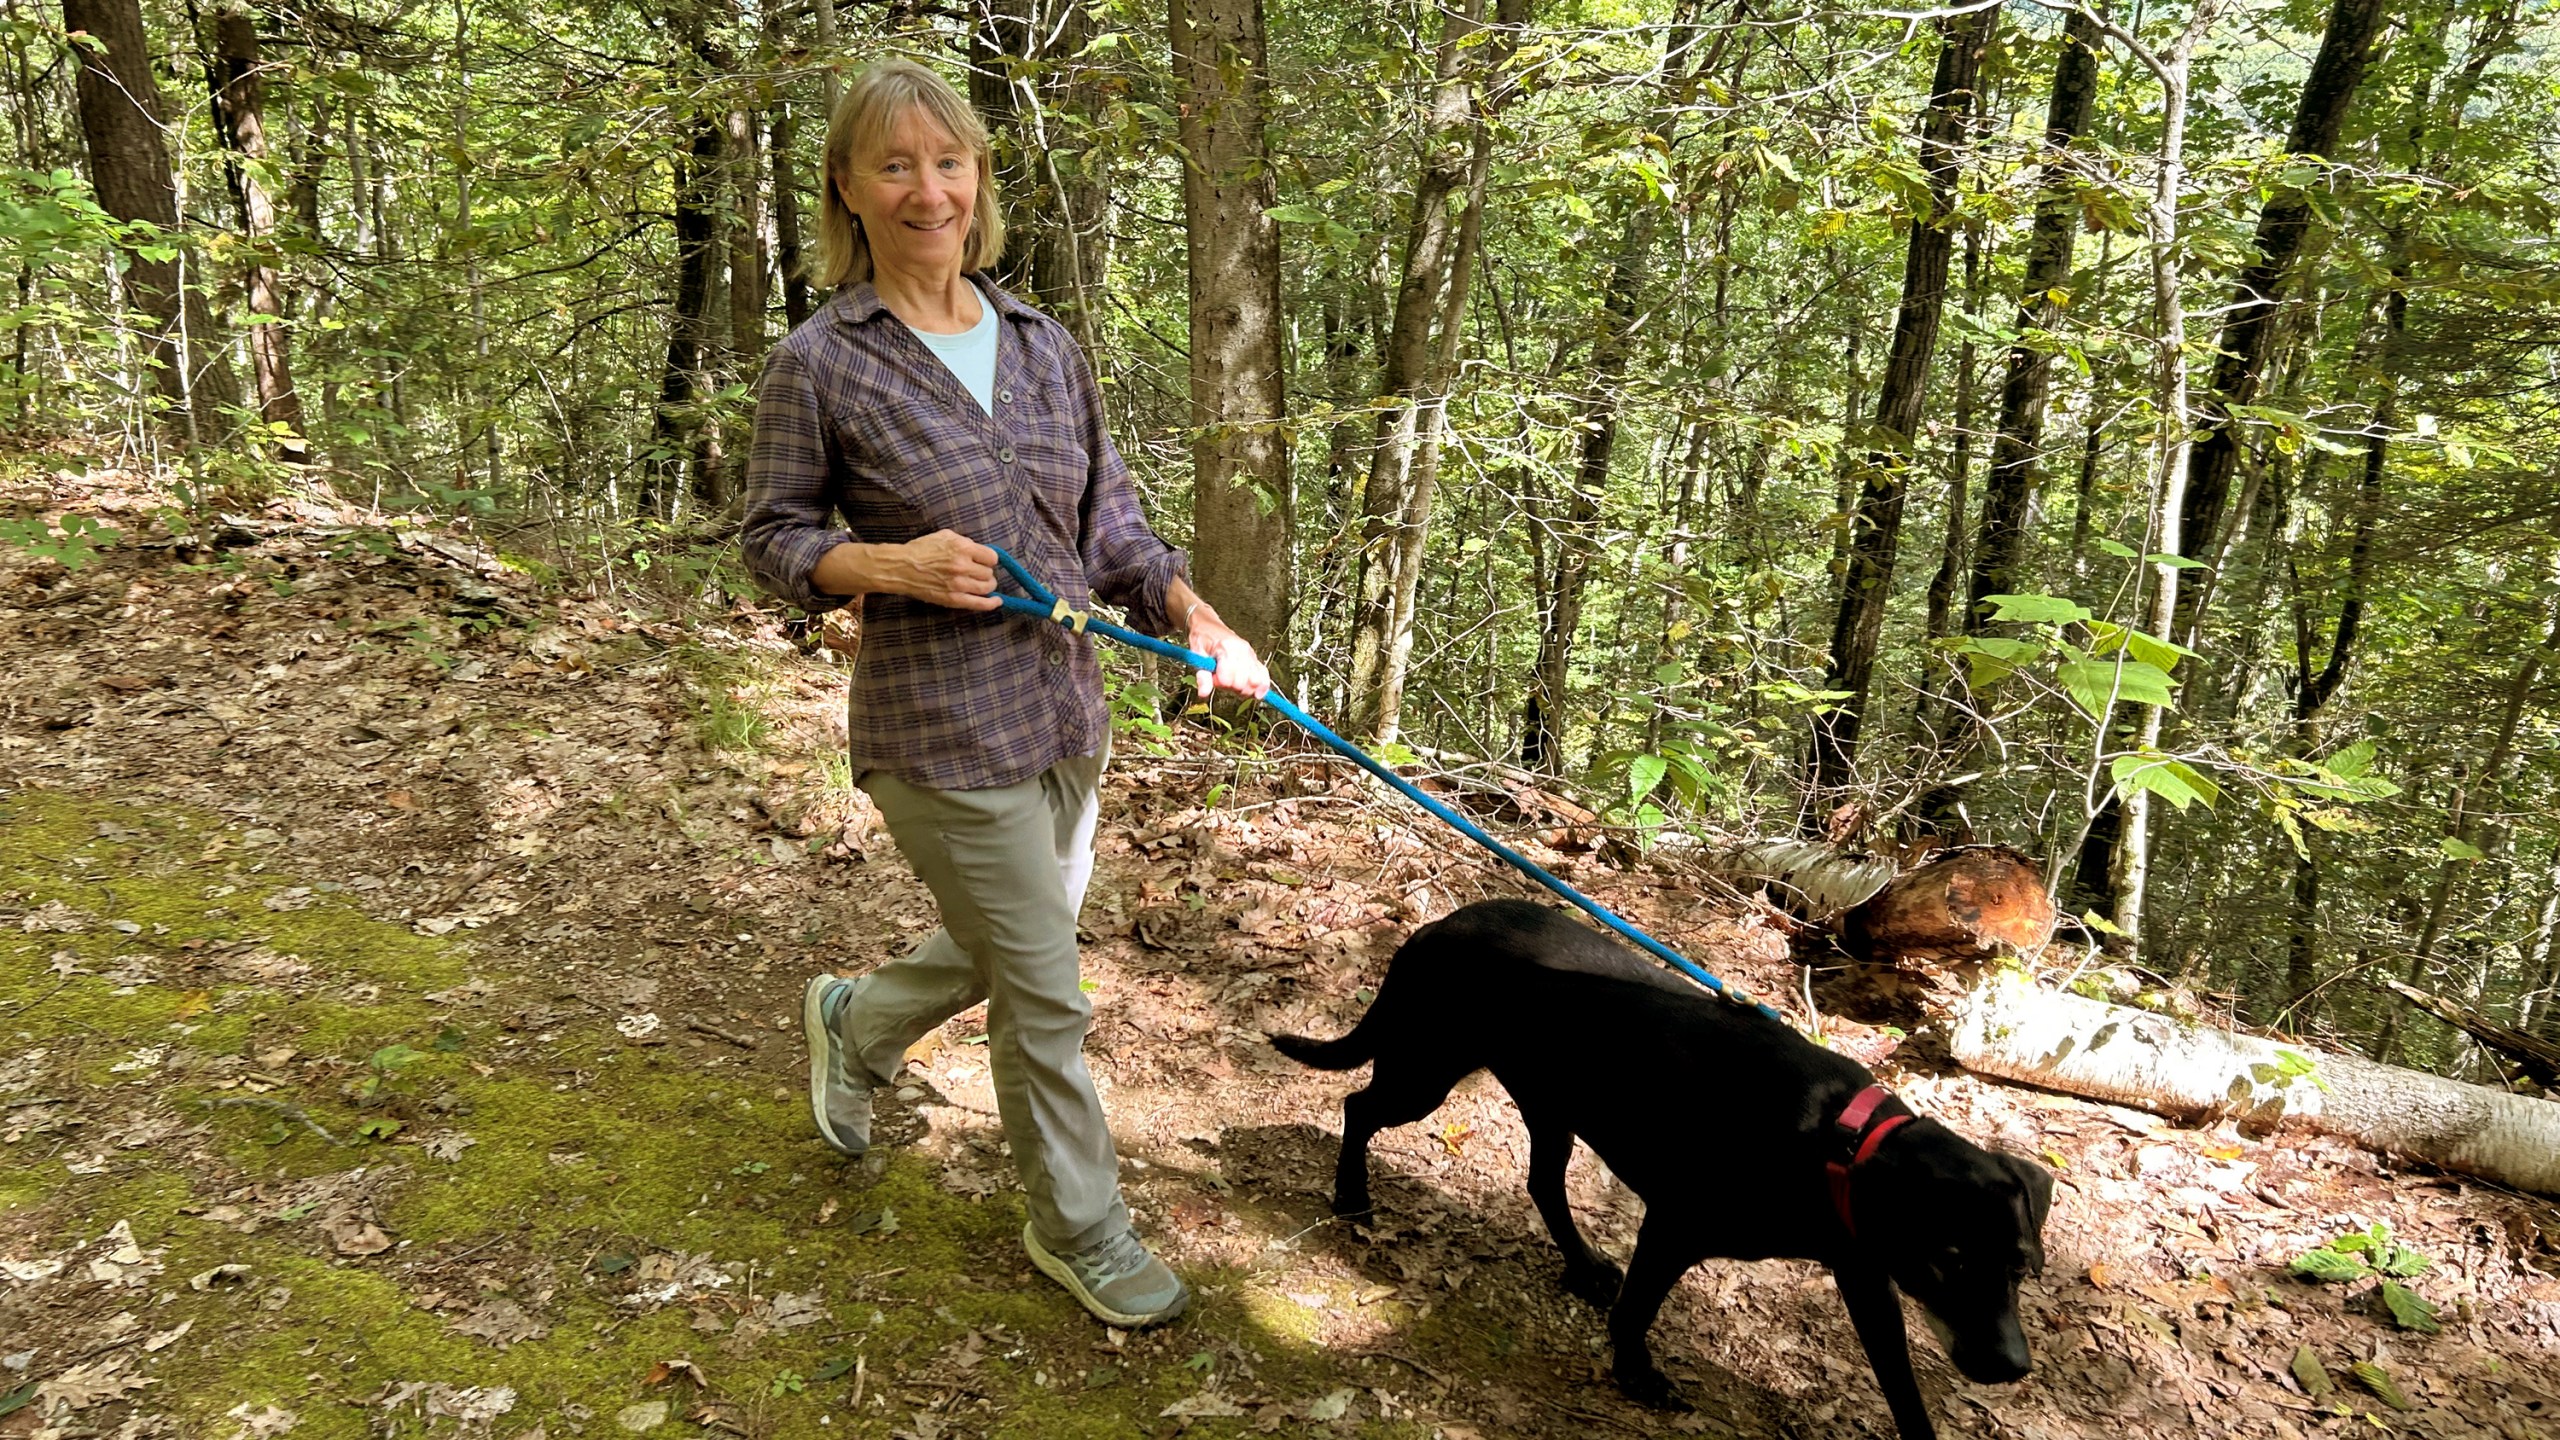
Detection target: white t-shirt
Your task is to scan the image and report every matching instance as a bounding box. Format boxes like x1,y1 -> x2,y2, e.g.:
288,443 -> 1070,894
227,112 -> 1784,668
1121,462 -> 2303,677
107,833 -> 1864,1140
903,294 -> 999,418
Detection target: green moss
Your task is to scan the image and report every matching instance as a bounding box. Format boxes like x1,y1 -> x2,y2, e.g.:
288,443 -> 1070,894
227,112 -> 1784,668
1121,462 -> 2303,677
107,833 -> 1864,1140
3,788 -> 1448,1438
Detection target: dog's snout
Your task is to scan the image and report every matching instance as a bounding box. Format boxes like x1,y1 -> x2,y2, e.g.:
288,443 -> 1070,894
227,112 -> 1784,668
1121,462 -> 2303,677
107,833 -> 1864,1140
1950,1316 -> 2033,1385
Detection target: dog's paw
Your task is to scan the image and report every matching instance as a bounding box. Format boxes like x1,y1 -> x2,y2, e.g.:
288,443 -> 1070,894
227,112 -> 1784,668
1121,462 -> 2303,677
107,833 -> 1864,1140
1613,1364 -> 1692,1412
1330,1192 -> 1375,1222
1562,1260 -> 1624,1308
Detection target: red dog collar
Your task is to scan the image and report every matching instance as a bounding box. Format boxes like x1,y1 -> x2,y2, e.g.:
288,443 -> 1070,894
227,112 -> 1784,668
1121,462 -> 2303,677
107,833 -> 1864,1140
1825,1084 -> 1912,1240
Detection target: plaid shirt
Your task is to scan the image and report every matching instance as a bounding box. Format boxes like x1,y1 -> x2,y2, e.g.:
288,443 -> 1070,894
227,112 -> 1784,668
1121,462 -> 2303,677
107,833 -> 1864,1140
741,278 -> 1188,790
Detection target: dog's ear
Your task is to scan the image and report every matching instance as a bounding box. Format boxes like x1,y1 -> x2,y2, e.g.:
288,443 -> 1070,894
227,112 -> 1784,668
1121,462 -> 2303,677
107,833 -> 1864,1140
2000,1153 -> 2055,1272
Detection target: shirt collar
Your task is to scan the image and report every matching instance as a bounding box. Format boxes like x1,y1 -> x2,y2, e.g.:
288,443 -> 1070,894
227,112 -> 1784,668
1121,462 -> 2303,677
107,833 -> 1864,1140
833,274 -> 1036,327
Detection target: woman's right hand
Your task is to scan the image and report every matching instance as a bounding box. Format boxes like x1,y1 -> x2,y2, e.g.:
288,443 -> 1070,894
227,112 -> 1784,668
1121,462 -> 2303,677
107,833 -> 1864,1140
894,530 -> 1002,611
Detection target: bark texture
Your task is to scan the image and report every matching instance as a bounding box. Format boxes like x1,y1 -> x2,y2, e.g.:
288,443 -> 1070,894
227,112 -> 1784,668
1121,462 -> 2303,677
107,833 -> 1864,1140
2174,0 -> 2388,625
1172,0 -> 1294,674
1843,845 -> 2057,963
207,0 -> 304,454
1344,0 -> 1525,742
1949,975 -> 2560,1197
65,0 -> 237,441
1806,4 -> 1995,801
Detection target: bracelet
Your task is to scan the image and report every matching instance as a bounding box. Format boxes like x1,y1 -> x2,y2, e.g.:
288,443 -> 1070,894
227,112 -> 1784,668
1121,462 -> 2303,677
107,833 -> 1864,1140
1177,597 -> 1206,631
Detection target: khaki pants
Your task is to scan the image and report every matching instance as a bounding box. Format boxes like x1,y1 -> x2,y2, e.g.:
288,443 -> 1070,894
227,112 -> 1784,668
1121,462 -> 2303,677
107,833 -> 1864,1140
846,746 -> 1128,1252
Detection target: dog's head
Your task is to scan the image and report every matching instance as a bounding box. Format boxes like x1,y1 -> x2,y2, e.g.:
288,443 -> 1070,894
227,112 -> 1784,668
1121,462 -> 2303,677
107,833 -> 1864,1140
1858,1129 -> 2053,1384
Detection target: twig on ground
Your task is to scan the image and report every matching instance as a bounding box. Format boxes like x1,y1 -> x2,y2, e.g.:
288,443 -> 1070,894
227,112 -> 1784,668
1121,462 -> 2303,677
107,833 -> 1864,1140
686,1018 -> 758,1049
197,1096 -> 346,1146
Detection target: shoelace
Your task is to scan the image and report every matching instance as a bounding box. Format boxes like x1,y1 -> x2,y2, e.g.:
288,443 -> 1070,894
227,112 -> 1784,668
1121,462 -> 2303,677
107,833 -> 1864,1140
1067,1229 -> 1151,1282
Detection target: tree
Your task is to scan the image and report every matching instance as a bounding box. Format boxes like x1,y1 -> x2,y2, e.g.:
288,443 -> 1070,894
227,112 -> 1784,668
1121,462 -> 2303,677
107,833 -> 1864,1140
63,0 -> 238,442
203,0 -> 305,458
1802,2 -> 1996,805
2173,0 -> 2389,639
1171,0 -> 1293,676
1344,0 -> 1528,743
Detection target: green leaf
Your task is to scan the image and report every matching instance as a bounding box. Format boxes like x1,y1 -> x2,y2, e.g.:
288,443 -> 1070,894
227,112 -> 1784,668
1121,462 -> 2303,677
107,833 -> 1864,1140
1983,592 -> 2093,625
369,1043 -> 425,1071
2094,536 -> 2139,559
2078,908 -> 2126,937
2288,1248 -> 2371,1283
1263,202 -> 1329,225
2441,837 -> 2484,861
2380,1280 -> 2442,1333
2326,739 -> 2378,779
1652,661 -> 1684,684
2350,1360 -> 2413,1411
2108,754 -> 2219,811
812,1355 -> 858,1383
2061,659 -> 2175,717
355,1117 -> 403,1142
2289,1346 -> 2332,1398
2144,552 -> 2206,569
1626,753 -> 1667,805
0,1379 -> 36,1418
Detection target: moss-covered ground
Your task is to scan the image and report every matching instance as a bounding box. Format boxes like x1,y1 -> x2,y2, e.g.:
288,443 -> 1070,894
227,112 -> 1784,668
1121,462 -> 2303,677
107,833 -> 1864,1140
0,786 -> 1455,1438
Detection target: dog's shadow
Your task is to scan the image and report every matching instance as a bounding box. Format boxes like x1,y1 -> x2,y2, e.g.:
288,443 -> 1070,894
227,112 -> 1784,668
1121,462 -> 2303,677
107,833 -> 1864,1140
1206,1122 -> 1834,1438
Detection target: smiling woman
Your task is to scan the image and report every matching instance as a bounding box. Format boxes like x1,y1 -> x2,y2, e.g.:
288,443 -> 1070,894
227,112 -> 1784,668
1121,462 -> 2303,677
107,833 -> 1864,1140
738,56 -> 1271,1340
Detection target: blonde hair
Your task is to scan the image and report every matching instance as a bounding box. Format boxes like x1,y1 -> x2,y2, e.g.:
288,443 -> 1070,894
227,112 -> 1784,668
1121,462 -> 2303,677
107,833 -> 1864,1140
817,59 -> 1005,289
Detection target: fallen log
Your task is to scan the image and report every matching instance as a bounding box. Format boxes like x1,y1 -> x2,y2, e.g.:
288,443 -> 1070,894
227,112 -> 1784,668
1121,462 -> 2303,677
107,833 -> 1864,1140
2382,978 -> 2560,1089
1841,845 -> 2056,962
1948,972 -> 2560,1197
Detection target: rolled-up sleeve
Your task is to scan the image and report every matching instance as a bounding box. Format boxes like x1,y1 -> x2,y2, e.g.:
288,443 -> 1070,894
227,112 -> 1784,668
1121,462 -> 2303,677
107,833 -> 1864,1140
740,346 -> 855,614
1069,345 -> 1188,636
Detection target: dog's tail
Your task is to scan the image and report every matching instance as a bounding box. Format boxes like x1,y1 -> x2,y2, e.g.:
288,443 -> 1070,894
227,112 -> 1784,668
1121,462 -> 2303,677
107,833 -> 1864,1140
1268,1027 -> 1373,1071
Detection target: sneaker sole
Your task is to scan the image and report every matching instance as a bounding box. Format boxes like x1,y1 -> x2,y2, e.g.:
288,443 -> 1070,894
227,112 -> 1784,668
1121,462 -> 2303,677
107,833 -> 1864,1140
802,975 -> 864,1157
1023,1224 -> 1190,1329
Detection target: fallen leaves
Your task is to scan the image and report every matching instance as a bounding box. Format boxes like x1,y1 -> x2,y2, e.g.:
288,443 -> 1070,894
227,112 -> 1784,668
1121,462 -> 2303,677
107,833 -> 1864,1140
322,1210 -> 393,1257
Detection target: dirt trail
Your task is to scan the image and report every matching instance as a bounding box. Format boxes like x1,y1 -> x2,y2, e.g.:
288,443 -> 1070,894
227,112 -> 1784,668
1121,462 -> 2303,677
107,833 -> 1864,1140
3,455 -> 2557,1440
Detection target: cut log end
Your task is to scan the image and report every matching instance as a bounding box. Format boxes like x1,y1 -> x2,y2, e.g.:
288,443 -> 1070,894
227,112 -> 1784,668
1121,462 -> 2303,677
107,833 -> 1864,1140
1843,844 -> 2056,963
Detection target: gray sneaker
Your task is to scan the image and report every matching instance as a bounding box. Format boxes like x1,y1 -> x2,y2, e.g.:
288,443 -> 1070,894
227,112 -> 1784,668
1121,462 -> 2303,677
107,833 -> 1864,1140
1024,1224 -> 1190,1328
801,974 -> 874,1156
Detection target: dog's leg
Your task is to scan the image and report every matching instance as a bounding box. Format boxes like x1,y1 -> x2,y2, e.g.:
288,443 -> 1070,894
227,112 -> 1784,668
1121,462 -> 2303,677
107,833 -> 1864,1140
1608,1216 -> 1706,1410
1835,1264 -> 1936,1440
1332,1061 -> 1466,1219
1522,1115 -> 1620,1306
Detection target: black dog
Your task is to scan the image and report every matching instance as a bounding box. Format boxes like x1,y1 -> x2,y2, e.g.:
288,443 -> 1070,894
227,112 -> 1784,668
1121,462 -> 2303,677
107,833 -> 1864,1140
1272,899 -> 2051,1439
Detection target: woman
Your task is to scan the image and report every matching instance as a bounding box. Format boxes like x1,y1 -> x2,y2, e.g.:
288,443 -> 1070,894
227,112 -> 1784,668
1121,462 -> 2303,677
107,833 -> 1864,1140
739,59 -> 1267,1331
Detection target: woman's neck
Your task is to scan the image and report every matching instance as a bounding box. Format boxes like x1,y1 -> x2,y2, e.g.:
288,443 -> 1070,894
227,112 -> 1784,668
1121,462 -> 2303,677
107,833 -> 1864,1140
872,264 -> 983,335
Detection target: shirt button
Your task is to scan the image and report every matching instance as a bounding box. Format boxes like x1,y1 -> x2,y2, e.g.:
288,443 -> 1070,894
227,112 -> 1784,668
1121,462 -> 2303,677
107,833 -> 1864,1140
999,388 -> 1015,406
1049,652 -> 1064,668
999,446 -> 1017,465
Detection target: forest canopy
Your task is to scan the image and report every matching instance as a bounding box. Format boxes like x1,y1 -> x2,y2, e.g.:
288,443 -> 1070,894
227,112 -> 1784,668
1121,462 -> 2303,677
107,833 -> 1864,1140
9,0 -> 2560,1077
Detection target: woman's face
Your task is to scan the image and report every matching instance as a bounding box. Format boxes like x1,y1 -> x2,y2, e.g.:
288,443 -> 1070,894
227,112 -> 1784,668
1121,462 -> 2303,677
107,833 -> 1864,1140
843,107 -> 978,285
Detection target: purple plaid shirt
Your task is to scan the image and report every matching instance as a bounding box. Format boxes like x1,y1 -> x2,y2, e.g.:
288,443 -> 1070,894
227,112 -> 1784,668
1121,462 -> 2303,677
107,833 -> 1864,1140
740,277 -> 1189,790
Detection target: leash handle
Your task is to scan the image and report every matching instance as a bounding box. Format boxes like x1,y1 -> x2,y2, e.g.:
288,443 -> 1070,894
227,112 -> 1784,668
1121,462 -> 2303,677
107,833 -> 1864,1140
981,546 -> 1783,1023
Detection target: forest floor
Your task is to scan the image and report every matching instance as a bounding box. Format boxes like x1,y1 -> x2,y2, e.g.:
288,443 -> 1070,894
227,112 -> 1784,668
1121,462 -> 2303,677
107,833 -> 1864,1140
2,446 -> 2558,1440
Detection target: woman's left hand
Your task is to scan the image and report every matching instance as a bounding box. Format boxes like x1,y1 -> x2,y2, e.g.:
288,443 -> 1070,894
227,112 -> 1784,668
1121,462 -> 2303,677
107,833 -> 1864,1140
1189,612 -> 1271,702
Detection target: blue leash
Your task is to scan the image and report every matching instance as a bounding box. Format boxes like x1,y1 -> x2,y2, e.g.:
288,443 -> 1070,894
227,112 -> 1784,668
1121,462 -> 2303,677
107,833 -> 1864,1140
985,547 -> 1784,1023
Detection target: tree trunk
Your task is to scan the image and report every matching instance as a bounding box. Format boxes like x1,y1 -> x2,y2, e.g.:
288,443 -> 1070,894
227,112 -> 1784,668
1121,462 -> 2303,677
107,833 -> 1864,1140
1522,4 -> 1715,773
2106,0 -> 2225,951
1948,975 -> 2560,1197
1805,3 -> 1995,804
2174,0 -> 2389,635
654,17 -> 725,518
771,97 -> 810,329
1843,845 -> 2057,962
1172,0 -> 1294,678
64,0 -> 237,443
728,5 -> 769,373
1970,10 -> 2102,623
204,0 -> 304,458
2382,980 -> 2560,1090
1346,0 -> 1526,742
